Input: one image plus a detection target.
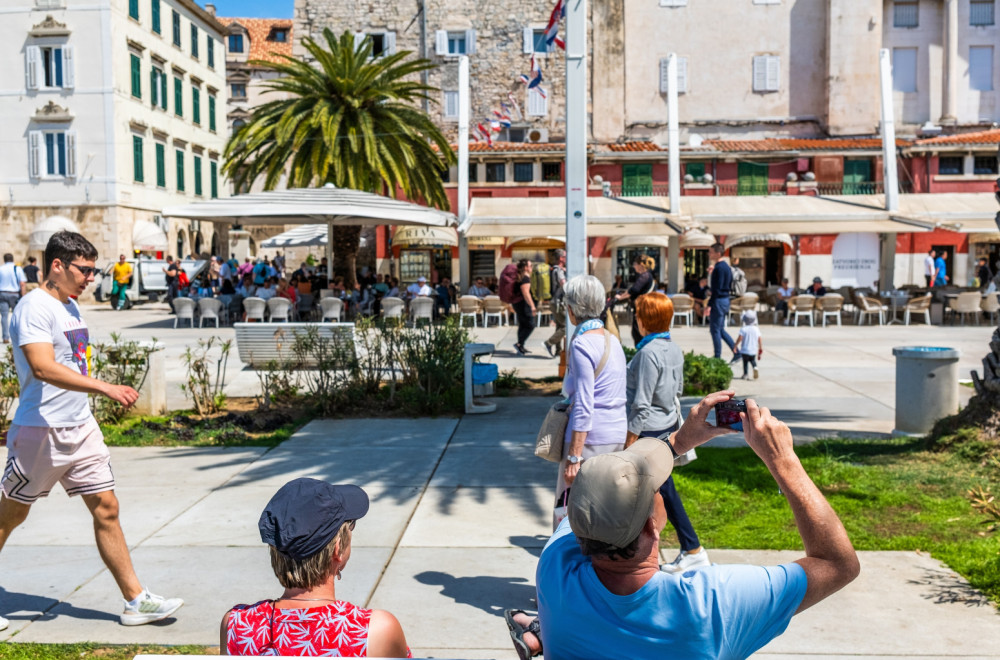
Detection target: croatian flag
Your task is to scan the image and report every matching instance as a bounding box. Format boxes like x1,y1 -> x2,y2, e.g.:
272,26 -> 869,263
506,93 -> 523,120
545,0 -> 566,50
493,110 -> 512,128
527,68 -> 543,89
477,123 -> 493,146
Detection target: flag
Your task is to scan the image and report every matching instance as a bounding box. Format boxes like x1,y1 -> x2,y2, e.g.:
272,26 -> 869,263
518,73 -> 531,85
545,0 -> 566,50
506,93 -> 523,120
493,110 -> 512,127
477,123 -> 492,146
527,67 -> 543,89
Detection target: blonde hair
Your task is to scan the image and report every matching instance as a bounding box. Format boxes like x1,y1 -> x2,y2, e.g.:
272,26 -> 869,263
268,522 -> 352,590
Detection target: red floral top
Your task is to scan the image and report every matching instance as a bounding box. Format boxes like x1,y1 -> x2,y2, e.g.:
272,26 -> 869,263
225,599 -> 412,657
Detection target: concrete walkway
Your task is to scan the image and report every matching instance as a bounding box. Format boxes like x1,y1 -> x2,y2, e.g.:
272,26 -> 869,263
2,396 -> 999,657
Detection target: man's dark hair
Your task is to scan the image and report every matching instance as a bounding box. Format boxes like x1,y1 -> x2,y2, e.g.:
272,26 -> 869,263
3,254 -> 12,263
44,231 -> 97,273
710,242 -> 725,254
577,534 -> 642,561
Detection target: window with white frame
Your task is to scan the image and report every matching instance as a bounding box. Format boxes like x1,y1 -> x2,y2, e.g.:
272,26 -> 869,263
751,55 -> 780,93
893,1 -> 919,28
523,28 -> 548,54
526,87 -> 547,116
435,29 -> 476,56
354,32 -> 396,58
28,129 -> 76,178
970,0 -> 995,26
443,91 -> 459,119
970,46 -> 994,91
151,64 -> 167,110
892,47 -> 918,92
25,45 -> 74,90
659,56 -> 688,94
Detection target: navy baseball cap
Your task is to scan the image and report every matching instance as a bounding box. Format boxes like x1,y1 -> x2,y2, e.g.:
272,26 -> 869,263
258,478 -> 369,560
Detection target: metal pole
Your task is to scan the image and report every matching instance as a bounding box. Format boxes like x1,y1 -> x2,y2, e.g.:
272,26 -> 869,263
457,56 -> 470,289
565,0 -> 587,286
879,49 -> 899,212
667,53 -> 681,217
419,0 -> 429,114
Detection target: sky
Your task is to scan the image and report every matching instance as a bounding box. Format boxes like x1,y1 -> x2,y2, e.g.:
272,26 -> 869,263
201,0 -> 293,19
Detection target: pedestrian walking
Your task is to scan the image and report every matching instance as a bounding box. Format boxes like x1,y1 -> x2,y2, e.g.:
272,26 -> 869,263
707,243 -> 737,361
733,310 -> 763,380
934,251 -> 949,287
924,249 -> 936,287
614,255 -> 656,345
543,249 -> 568,358
512,259 -> 536,355
110,254 -> 133,310
0,254 -> 26,343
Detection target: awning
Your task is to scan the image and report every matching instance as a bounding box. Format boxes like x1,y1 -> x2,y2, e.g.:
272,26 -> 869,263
260,225 -> 328,248
506,236 -> 565,249
466,236 -> 505,247
969,232 -> 1000,244
467,196 -> 677,238
392,225 -> 458,247
29,215 -> 79,250
724,233 -> 794,250
680,229 -> 716,249
606,235 -> 671,250
132,220 -> 168,252
892,193 -> 998,231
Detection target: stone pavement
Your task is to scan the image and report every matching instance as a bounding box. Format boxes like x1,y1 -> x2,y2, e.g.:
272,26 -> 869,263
2,396 -> 999,657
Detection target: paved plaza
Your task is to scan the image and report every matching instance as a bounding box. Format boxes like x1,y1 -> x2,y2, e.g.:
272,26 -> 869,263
0,304 -> 997,656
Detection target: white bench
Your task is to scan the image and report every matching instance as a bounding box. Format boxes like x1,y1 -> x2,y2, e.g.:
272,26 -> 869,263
233,322 -> 357,368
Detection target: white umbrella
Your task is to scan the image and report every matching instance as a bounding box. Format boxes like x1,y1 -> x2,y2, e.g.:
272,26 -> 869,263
260,225 -> 368,249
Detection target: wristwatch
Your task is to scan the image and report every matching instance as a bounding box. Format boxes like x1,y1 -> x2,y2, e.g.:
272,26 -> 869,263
567,455 -> 582,464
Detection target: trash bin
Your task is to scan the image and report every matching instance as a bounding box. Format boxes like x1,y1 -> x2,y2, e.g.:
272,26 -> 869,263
464,343 -> 497,414
892,346 -> 961,436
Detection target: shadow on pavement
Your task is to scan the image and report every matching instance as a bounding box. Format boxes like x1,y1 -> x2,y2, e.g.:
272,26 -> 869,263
509,535 -> 549,558
908,567 -> 993,608
0,587 -> 119,624
414,571 -> 536,617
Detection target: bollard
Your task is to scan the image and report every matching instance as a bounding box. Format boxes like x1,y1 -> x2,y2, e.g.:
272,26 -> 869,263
892,346 -> 960,436
134,341 -> 167,416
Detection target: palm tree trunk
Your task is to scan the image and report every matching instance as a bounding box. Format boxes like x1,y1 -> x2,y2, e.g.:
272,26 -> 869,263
331,225 -> 362,289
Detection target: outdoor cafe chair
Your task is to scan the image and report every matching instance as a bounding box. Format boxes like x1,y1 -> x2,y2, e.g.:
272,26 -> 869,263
981,293 -> 1000,325
320,297 -> 344,322
818,294 -> 844,327
173,297 -> 197,328
319,289 -> 336,300
267,297 -> 293,322
297,293 -> 315,321
410,296 -> 434,326
948,291 -> 982,326
381,296 -> 405,324
857,295 -> 888,325
788,294 -> 816,327
458,295 -> 483,327
243,297 -> 267,323
728,293 -> 759,325
482,295 -> 507,327
670,293 -> 694,326
903,294 -> 932,325
198,298 -> 224,328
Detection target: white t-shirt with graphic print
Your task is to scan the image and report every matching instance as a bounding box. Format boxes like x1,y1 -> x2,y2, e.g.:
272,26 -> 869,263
11,289 -> 92,427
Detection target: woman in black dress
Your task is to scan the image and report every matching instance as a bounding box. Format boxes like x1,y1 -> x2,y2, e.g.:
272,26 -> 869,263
614,255 -> 656,345
512,259 -> 536,354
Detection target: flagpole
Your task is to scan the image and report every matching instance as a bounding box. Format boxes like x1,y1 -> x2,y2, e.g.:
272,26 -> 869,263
565,0 -> 587,292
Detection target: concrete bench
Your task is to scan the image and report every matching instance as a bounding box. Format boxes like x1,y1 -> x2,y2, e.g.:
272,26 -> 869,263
233,322 -> 357,369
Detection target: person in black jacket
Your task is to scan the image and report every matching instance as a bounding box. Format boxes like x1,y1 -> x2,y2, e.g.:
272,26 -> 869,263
615,255 -> 656,345
708,243 -> 737,360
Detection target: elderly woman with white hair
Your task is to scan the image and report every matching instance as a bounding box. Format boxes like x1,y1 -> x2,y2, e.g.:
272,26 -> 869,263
554,274 -> 627,529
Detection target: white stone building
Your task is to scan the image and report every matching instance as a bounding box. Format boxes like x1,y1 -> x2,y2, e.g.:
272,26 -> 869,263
0,0 -> 229,274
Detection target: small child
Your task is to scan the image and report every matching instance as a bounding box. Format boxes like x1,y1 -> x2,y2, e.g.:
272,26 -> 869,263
732,310 -> 763,380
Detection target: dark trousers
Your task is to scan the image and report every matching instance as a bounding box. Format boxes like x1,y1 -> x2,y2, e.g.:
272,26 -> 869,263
925,275 -> 932,287
631,314 -> 643,346
513,300 -> 535,346
709,298 -> 735,358
0,292 -> 19,341
741,353 -> 757,376
641,424 -> 700,552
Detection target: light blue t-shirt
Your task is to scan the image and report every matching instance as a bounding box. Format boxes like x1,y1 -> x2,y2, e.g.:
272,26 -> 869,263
536,519 -> 807,660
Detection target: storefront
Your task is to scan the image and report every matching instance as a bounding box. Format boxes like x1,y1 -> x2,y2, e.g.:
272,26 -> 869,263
606,236 -> 669,286
724,233 -> 793,287
507,236 -> 565,267
391,226 -> 459,285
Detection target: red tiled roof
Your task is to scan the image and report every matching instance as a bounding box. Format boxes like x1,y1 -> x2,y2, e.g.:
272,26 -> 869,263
703,138 -> 904,152
600,141 -> 663,152
456,141 -> 567,152
913,129 -> 1000,146
218,17 -> 294,65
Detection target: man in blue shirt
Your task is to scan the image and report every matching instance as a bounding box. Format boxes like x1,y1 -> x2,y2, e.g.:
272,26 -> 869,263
708,243 -> 737,360
528,392 -> 860,660
934,251 -> 949,287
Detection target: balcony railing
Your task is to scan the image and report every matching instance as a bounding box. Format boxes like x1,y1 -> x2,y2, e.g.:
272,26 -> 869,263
606,180 -> 900,198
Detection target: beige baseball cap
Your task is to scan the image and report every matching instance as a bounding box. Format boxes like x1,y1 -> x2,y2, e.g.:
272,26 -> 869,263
568,438 -> 674,548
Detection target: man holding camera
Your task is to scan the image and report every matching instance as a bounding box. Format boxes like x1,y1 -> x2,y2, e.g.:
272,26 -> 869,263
532,391 -> 860,660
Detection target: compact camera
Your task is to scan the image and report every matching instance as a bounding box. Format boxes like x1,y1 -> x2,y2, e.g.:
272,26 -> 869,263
714,399 -> 747,432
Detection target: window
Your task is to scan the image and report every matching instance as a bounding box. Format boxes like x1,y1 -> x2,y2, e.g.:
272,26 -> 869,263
28,130 -> 75,178
523,28 -> 548,54
172,11 -> 180,47
176,149 -> 185,191
208,95 -> 216,131
970,46 -> 994,91
46,132 -> 66,175
210,161 -> 218,198
514,162 -> 534,182
659,56 -> 688,94
151,0 -> 160,33
150,65 -> 167,109
938,156 -> 963,175
893,1 -> 918,28
892,47 -> 918,92
527,87 -> 548,116
269,28 -> 288,42
190,25 -> 199,58
129,0 -> 139,20
974,156 -> 999,174
468,162 -> 478,183
622,163 -> 653,196
133,135 -> 144,182
231,82 -> 246,98
542,162 -> 561,182
174,75 -> 183,116
228,34 -> 244,52
193,155 -> 202,195
435,29 -> 476,56
448,33 -> 466,55
686,162 -> 706,180
207,38 -> 214,68
155,142 -> 166,187
485,162 -> 506,182
232,118 -> 246,129
443,91 -> 459,119
130,53 -> 141,98
192,85 -> 200,124
971,0 -> 995,26
25,46 -> 74,90
752,55 -> 780,92
41,47 -> 64,87
360,31 -> 396,57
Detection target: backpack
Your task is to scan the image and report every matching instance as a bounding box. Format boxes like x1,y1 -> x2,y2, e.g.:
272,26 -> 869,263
498,263 -> 520,304
550,265 -> 567,301
177,270 -> 190,288
731,266 -> 748,297
531,263 -> 552,302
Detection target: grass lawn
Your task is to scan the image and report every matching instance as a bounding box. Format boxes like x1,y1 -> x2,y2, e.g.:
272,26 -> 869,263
0,643 -> 214,659
670,437 -> 1000,606
100,414 -> 302,448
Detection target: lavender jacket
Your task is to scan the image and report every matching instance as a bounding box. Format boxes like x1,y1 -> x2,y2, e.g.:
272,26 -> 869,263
563,331 -> 628,446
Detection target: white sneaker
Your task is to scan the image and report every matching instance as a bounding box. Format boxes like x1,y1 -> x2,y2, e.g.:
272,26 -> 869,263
661,549 -> 712,574
120,589 -> 184,626
753,367 -> 759,379
0,615 -> 8,631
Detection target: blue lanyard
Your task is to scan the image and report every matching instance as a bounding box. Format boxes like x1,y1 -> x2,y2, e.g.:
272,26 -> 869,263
573,318 -> 604,338
636,331 -> 671,351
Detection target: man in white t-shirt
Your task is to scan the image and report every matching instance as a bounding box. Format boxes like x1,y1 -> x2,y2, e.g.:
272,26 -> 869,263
775,277 -> 795,324
0,231 -> 183,631
0,253 -> 27,344
406,276 -> 433,299
924,249 -> 937,287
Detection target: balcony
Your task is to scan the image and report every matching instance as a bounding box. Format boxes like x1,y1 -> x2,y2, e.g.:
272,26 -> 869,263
605,180 -> 900,198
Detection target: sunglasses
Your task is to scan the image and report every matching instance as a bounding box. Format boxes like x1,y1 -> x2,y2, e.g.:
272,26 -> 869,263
348,520 -> 357,531
67,262 -> 98,277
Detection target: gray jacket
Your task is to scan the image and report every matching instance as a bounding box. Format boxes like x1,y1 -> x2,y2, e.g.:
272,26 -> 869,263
625,338 -> 684,435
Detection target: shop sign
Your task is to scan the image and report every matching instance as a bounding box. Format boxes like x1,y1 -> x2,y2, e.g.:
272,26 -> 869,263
831,232 -> 879,288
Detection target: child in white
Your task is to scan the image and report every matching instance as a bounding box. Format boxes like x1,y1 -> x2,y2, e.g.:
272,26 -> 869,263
732,310 -> 763,380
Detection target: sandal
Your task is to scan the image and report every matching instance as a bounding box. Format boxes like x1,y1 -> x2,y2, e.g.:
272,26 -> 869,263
504,608 -> 542,660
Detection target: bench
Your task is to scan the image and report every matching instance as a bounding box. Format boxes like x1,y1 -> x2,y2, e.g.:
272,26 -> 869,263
233,322 -> 357,368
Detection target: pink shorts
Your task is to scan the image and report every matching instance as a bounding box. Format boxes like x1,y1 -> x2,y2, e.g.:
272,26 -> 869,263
2,419 -> 114,504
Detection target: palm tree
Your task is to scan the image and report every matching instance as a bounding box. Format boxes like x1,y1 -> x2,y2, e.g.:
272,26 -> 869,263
223,29 -> 456,287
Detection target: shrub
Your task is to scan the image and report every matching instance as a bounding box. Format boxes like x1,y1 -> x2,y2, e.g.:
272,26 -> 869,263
180,337 -> 232,415
683,351 -> 732,396
90,333 -> 157,424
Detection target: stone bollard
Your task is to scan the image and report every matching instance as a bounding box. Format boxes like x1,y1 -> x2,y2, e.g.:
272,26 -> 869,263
892,346 -> 960,436
134,341 -> 167,416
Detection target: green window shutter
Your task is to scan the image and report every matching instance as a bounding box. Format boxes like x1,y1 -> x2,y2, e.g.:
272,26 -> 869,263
622,163 -> 653,196
129,0 -> 139,20
686,162 -> 705,180
210,161 -> 218,198
192,87 -> 200,124
194,156 -> 202,195
208,96 -> 216,131
160,71 -> 167,109
155,143 -> 165,187
132,136 -> 144,182
172,11 -> 180,46
149,68 -> 156,106
737,162 -> 769,196
174,77 -> 182,116
151,0 -> 160,33
175,150 -> 185,192
191,25 -> 199,57
208,38 -> 214,68
130,54 -> 141,98
842,159 -> 873,194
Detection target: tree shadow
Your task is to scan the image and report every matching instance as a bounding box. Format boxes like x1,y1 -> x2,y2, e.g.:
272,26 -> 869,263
414,571 -> 536,617
907,567 -> 992,608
